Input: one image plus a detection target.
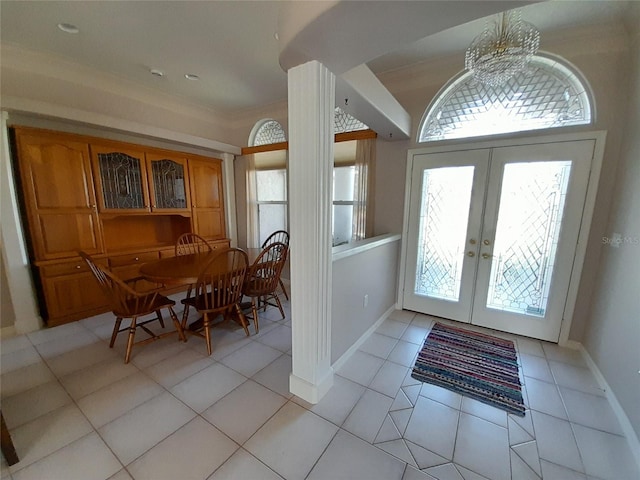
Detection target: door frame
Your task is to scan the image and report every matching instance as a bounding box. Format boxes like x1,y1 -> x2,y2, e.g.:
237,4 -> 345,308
397,131 -> 606,345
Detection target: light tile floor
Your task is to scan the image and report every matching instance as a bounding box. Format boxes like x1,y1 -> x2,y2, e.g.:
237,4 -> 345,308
1,299 -> 638,480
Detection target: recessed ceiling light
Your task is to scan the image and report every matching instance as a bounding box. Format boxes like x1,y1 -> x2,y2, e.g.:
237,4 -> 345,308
57,23 -> 79,34
150,69 -> 164,77
184,74 -> 200,80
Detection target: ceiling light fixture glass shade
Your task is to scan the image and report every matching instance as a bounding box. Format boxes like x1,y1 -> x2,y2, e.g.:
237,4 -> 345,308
465,10 -> 540,87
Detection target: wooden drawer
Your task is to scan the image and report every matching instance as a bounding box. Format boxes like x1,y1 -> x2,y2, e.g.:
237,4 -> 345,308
40,258 -> 107,277
160,248 -> 176,258
41,261 -> 88,277
109,251 -> 159,268
210,240 -> 230,251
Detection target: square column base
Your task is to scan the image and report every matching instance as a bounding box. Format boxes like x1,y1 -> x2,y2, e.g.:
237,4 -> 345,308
289,369 -> 334,404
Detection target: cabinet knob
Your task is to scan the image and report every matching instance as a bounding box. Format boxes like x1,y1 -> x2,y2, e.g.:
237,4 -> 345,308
76,265 -> 81,269
135,257 -> 139,261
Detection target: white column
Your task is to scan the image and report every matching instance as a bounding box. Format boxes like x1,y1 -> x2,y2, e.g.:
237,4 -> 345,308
221,152 -> 238,248
1,111 -> 42,334
288,61 -> 335,403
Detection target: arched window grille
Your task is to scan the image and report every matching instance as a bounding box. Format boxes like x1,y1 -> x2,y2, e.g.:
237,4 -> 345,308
249,109 -> 369,147
334,107 -> 369,134
250,119 -> 286,146
418,54 -> 593,142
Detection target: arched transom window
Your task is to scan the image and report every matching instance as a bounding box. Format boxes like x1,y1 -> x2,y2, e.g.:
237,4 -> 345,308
419,54 -> 593,142
334,107 -> 369,134
249,109 -> 369,147
251,119 -> 287,146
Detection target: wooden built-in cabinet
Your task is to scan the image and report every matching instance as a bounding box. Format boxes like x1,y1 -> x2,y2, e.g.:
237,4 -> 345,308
188,156 -> 226,240
12,127 -> 230,326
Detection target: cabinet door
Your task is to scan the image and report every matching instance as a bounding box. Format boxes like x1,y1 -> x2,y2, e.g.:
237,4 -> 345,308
42,270 -> 109,325
188,157 -> 226,240
91,143 -> 150,213
15,130 -> 103,260
145,152 -> 191,213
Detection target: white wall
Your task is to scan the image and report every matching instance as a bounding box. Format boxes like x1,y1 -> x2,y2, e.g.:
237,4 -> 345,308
582,23 -> 640,439
331,237 -> 400,363
0,253 -> 16,328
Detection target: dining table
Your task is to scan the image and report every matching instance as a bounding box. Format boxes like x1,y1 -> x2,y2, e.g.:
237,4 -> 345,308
139,248 -> 260,286
139,247 -> 261,331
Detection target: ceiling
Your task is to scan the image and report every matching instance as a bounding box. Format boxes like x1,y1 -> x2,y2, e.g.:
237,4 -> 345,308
0,1 -> 636,117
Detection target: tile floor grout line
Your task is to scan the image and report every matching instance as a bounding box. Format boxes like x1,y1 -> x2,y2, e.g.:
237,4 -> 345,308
301,425 -> 341,480
3,306 -> 638,480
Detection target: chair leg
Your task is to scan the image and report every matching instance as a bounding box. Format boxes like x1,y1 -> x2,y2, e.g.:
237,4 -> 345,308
124,317 -> 137,364
235,303 -> 250,337
181,285 -> 193,327
251,298 -> 260,334
279,278 -> 289,300
272,292 -> 286,320
203,313 -> 212,356
167,307 -> 186,342
110,317 -> 123,348
156,310 -> 165,328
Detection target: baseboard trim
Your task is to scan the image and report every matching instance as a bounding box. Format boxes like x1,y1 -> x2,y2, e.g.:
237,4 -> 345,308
577,342 -> 640,471
562,339 -> 582,350
331,304 -> 395,372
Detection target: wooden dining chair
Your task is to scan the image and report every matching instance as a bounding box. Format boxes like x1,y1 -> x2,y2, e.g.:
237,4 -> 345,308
79,251 -> 186,363
181,248 -> 250,355
175,232 -> 212,256
261,230 -> 290,300
175,232 -> 213,323
242,242 -> 288,334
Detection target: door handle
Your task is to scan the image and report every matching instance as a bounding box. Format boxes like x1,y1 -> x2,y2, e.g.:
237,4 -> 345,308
467,251 -> 475,257
483,239 -> 491,246
469,239 -> 477,245
482,253 -> 492,259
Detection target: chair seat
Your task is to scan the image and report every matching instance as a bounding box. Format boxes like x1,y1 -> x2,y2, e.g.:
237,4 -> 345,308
242,278 -> 266,296
113,293 -> 176,318
181,290 -> 235,312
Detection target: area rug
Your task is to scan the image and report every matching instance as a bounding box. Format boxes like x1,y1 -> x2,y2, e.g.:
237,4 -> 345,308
411,322 -> 525,416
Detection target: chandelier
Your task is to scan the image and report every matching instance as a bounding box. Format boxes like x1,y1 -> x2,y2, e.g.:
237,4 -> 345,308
465,10 -> 540,87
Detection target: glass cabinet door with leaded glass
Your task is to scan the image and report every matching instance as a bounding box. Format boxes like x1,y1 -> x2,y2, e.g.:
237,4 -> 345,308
145,152 -> 191,213
91,143 -> 151,213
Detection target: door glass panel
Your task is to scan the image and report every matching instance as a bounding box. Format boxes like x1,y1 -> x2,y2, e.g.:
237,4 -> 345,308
486,161 -> 572,316
415,166 -> 474,301
151,159 -> 187,209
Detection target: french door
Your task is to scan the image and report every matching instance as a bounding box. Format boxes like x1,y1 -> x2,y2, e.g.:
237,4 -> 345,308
402,139 -> 595,342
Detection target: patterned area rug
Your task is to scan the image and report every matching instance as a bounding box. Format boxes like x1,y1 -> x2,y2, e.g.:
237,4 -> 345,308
411,322 -> 525,416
